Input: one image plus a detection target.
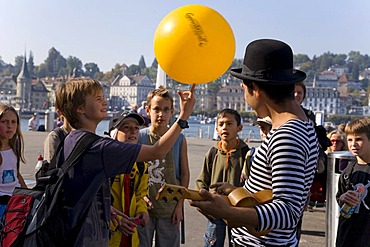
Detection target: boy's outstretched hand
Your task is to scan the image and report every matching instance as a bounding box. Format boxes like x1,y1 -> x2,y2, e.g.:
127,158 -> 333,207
177,84 -> 196,120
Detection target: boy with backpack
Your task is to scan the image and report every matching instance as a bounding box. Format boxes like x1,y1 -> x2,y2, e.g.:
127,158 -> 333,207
195,108 -> 249,247
3,78 -> 195,247
107,110 -> 149,247
336,117 -> 370,247
137,86 -> 189,247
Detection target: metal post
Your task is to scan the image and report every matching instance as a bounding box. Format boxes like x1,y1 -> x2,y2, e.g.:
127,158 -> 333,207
44,109 -> 55,132
326,151 -> 356,247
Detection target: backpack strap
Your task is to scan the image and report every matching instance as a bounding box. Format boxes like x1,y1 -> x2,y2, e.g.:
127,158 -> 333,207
44,132 -> 101,224
207,147 -> 218,176
173,133 -> 184,180
343,161 -> 356,190
59,132 -> 101,172
39,132 -> 100,184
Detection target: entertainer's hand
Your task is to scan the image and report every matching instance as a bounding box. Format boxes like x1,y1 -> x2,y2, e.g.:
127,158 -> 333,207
339,190 -> 360,207
177,84 -> 196,120
189,189 -> 231,220
172,202 -> 183,226
210,182 -> 237,196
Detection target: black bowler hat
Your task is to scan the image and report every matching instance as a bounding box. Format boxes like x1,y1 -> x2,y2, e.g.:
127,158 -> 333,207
230,39 -> 306,84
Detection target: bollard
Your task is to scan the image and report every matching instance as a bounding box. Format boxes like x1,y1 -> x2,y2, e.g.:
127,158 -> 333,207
326,151 -> 356,247
198,127 -> 203,139
44,109 -> 55,132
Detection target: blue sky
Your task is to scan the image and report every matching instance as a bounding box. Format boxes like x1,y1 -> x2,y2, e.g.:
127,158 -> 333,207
1,0 -> 369,72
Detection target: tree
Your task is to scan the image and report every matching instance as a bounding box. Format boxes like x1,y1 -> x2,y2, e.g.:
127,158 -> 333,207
207,80 -> 222,96
102,63 -> 123,81
37,63 -> 48,78
14,55 -> 24,76
141,67 -> 157,82
66,56 -> 83,76
28,51 -> 35,78
294,54 -> 310,64
84,62 -> 100,79
151,58 -> 158,69
44,47 -> 66,77
319,52 -> 333,71
0,56 -> 4,71
138,55 -> 146,69
332,54 -> 347,66
230,59 -> 243,70
55,56 -> 67,75
126,64 -> 141,75
351,62 -> 360,80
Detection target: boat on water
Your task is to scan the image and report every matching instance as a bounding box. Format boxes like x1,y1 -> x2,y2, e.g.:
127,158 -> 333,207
200,117 -> 216,125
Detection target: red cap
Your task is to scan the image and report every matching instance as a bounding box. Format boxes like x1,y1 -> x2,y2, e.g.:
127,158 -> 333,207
38,154 -> 43,161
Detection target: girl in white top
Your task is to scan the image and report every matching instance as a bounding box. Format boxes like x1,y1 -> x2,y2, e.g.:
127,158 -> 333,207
0,104 -> 27,218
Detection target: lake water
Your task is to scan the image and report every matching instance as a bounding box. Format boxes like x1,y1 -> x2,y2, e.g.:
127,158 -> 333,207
20,118 -> 261,140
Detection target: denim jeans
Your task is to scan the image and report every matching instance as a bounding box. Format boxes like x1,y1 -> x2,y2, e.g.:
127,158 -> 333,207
204,219 -> 232,247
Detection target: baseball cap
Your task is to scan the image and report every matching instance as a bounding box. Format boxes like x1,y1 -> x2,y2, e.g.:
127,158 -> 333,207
108,110 -> 144,135
253,116 -> 272,126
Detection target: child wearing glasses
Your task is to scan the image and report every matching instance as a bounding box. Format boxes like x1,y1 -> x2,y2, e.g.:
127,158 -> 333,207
137,86 -> 190,247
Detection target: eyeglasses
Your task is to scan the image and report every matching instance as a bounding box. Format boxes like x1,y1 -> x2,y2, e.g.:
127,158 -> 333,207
331,139 -> 343,144
150,107 -> 172,114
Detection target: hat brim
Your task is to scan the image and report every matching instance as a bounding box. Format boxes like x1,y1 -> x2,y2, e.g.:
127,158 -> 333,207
230,68 -> 306,85
113,113 -> 145,129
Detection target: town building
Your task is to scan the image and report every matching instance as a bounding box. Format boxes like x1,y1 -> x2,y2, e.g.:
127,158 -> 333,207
109,73 -> 154,111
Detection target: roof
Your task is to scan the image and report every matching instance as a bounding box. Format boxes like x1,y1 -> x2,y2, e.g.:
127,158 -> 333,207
17,55 -> 30,79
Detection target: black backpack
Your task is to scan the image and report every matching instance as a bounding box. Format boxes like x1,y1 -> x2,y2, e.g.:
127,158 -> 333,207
1,132 -> 101,247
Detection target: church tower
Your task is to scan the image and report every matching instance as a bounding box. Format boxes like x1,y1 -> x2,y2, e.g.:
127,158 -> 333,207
15,54 -> 31,110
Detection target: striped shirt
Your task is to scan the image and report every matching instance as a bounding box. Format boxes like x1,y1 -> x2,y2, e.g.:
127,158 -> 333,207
232,119 -> 319,246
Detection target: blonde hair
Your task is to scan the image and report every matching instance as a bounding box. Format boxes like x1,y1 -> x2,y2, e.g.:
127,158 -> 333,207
326,130 -> 348,152
0,104 -> 26,166
58,78 -> 103,129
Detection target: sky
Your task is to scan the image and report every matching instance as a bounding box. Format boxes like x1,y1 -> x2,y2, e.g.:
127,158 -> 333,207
1,0 -> 370,73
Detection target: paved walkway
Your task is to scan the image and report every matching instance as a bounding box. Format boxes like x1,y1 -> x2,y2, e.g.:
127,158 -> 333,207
21,131 -> 326,247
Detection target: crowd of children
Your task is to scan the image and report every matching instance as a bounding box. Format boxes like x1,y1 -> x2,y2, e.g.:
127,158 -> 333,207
0,42 -> 369,246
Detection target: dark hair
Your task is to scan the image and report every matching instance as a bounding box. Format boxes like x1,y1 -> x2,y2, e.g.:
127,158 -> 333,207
217,108 -> 242,126
243,80 -> 295,102
257,82 -> 294,102
295,82 -> 306,101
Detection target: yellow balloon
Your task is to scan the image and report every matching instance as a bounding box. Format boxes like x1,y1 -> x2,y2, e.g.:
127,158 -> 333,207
154,4 -> 235,84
